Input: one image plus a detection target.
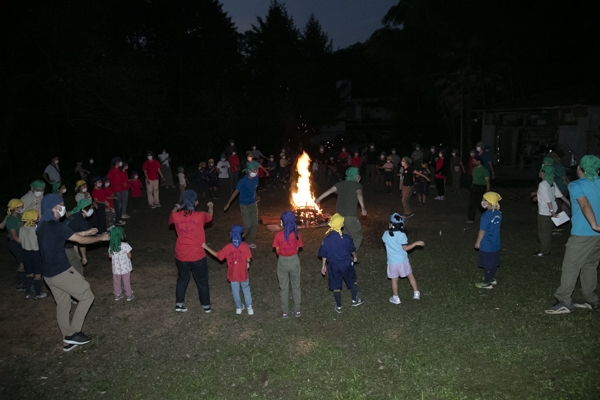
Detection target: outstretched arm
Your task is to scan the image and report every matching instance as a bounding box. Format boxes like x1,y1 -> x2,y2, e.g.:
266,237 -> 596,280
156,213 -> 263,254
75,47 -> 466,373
315,185 -> 338,204
68,232 -> 109,245
402,241 -> 425,252
224,190 -> 239,211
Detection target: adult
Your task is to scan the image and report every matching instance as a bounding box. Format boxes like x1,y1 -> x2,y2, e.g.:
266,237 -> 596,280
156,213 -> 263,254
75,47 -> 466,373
450,149 -> 462,193
315,146 -> 328,184
37,194 -> 109,351
217,156 -> 230,196
250,145 -> 267,161
107,157 -> 126,226
434,149 -> 449,200
227,150 -> 240,192
64,199 -> 95,274
545,155 -> 600,314
315,167 -> 367,254
426,146 -> 437,182
142,151 -> 164,208
476,141 -> 496,179
120,162 -> 131,219
467,155 -> 490,223
21,179 -> 46,214
224,139 -> 237,157
410,144 -> 423,165
158,149 -> 175,188
169,190 -> 214,313
365,144 -> 378,184
461,149 -> 476,189
74,161 -> 90,181
43,156 -> 61,185
224,163 -> 260,248
400,157 -> 415,218
390,148 -> 401,187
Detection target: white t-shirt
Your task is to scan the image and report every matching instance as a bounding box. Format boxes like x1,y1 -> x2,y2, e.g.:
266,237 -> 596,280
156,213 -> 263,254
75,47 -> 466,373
537,181 -> 563,216
44,164 -> 61,183
177,172 -> 186,186
217,160 -> 230,178
158,152 -> 170,167
110,242 -> 133,275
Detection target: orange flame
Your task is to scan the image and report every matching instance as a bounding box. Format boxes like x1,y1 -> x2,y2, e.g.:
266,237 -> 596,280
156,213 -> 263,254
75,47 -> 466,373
291,152 -> 321,212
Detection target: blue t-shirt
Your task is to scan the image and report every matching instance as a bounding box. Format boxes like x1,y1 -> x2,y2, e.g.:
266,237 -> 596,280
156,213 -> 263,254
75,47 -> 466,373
37,220 -> 75,278
382,230 -> 409,264
236,175 -> 258,205
568,176 -> 600,237
318,232 -> 356,267
479,209 -> 502,252
480,151 -> 492,172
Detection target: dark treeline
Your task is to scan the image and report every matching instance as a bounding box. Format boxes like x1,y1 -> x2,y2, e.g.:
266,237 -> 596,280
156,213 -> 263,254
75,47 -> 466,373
1,0 -> 597,198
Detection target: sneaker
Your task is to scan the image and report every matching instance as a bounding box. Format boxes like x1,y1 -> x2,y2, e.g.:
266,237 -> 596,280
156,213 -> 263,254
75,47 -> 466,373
248,307 -> 254,316
175,305 -> 188,312
413,291 -> 421,300
154,204 -> 161,208
545,301 -> 576,314
440,196 -> 445,200
404,213 -> 414,219
490,278 -> 497,285
282,312 -> 289,318
63,343 -> 78,352
150,205 -> 156,209
121,214 -> 131,219
573,301 -> 599,310
351,297 -> 364,307
389,296 -> 401,305
203,306 -> 212,313
334,306 -> 343,313
434,196 -> 441,200
126,294 -> 135,302
295,310 -> 301,317
115,293 -> 124,301
475,282 -> 493,289
115,220 -> 126,226
34,292 -> 48,300
63,332 -> 91,345
248,243 -> 257,249
16,284 -> 26,292
532,251 -> 549,257
236,305 -> 245,315
466,220 -> 474,224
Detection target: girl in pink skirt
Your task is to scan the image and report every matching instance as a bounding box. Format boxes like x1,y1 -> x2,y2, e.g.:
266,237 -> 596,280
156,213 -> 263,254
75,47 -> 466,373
382,213 -> 424,304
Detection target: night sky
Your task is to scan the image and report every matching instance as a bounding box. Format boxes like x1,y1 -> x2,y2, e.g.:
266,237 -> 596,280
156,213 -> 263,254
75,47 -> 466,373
220,0 -> 399,49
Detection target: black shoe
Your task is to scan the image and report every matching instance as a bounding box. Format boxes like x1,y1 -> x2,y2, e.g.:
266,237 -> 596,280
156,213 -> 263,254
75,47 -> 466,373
63,332 -> 91,345
175,305 -> 188,312
16,284 -> 26,292
203,306 -> 212,313
63,343 -> 79,352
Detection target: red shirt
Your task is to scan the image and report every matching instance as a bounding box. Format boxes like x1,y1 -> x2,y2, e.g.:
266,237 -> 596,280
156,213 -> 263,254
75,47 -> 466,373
350,157 -> 362,168
120,171 -> 129,190
338,151 -> 350,166
435,158 -> 446,178
103,187 -> 115,208
130,178 -> 142,197
143,159 -> 161,180
107,167 -> 122,193
168,211 -> 212,261
272,230 -> 304,256
216,242 -> 252,282
92,187 -> 105,202
258,166 -> 265,178
228,154 -> 240,173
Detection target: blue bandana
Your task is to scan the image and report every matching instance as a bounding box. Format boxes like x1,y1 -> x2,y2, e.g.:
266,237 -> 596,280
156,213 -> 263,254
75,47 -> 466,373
230,225 -> 244,248
180,190 -> 197,211
281,211 -> 298,242
39,194 -> 63,227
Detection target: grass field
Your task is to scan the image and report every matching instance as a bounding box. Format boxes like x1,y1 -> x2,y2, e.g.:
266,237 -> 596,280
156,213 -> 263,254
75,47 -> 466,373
1,180 -> 598,399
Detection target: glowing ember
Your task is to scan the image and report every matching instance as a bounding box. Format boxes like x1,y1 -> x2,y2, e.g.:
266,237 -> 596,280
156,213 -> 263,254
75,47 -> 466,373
291,152 -> 322,212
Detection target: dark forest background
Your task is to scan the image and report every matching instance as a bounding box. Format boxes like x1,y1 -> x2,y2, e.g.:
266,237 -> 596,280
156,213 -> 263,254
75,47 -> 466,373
1,0 -> 598,196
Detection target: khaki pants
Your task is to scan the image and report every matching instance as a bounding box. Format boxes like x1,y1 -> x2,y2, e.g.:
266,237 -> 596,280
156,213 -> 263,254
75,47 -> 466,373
65,247 -> 84,276
44,267 -> 95,338
343,216 -> 363,253
146,179 -> 160,206
401,185 -> 412,215
555,235 -> 600,305
537,214 -> 554,254
277,254 -> 301,313
240,203 -> 258,245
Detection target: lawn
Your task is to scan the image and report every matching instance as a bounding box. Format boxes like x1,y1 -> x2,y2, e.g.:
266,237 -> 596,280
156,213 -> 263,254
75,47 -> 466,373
1,180 -> 598,399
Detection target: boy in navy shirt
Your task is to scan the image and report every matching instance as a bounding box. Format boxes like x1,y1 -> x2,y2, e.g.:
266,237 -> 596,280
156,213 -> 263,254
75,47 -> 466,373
224,164 -> 260,249
474,192 -> 502,289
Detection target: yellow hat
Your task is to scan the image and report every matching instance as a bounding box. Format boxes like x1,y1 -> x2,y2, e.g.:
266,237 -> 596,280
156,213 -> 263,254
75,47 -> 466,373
483,191 -> 502,208
326,213 -> 344,237
7,199 -> 24,214
22,210 -> 39,227
75,180 -> 87,190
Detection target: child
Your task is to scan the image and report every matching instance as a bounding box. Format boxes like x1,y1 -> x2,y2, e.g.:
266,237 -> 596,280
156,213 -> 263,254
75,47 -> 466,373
203,225 -> 253,315
318,213 -> 363,313
279,153 -> 291,188
19,210 -> 48,299
129,171 -> 143,212
108,226 -> 134,301
177,166 -> 189,203
120,162 -> 131,219
382,213 -> 424,304
6,199 -> 26,291
207,159 -> 219,199
103,177 -> 117,227
267,155 -> 277,187
272,211 -> 304,318
350,151 -> 362,169
217,156 -> 230,195
383,156 -> 395,194
414,162 -> 431,205
196,162 -> 209,199
91,176 -> 108,233
474,192 -> 503,289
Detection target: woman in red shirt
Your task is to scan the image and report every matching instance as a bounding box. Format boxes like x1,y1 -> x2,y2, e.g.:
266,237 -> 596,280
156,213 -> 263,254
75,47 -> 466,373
91,176 -> 107,233
120,162 -> 131,219
434,149 -> 449,200
168,190 -> 214,313
107,157 -> 126,226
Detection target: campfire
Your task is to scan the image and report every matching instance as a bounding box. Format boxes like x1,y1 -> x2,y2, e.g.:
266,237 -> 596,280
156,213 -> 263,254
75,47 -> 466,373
291,152 -> 329,228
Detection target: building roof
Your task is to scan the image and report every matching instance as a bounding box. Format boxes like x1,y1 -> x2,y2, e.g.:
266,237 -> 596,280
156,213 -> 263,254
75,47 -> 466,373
477,87 -> 600,112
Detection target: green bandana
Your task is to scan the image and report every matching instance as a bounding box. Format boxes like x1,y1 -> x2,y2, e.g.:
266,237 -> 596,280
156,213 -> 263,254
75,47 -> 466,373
52,181 -> 63,194
71,198 -> 92,214
31,179 -> 46,189
579,155 -> 600,181
542,156 -> 555,166
541,165 -> 555,185
345,167 -> 359,181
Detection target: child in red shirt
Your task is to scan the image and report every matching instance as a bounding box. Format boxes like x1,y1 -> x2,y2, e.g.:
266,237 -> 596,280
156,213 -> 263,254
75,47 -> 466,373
91,176 -> 108,233
350,151 -> 363,168
129,171 -> 143,212
103,178 -> 117,227
272,211 -> 304,318
203,225 -> 253,315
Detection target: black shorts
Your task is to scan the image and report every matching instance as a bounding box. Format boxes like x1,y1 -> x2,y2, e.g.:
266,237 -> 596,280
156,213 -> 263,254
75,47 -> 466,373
478,250 -> 500,269
327,263 -> 357,291
24,250 -> 43,275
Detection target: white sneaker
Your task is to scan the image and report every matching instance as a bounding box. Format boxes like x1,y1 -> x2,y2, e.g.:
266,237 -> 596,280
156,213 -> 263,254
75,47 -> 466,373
248,243 -> 257,249
439,196 -> 444,200
389,296 -> 401,305
121,214 -> 131,219
247,307 -> 254,315
236,305 -> 245,314
434,196 -> 441,200
413,291 -> 421,300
